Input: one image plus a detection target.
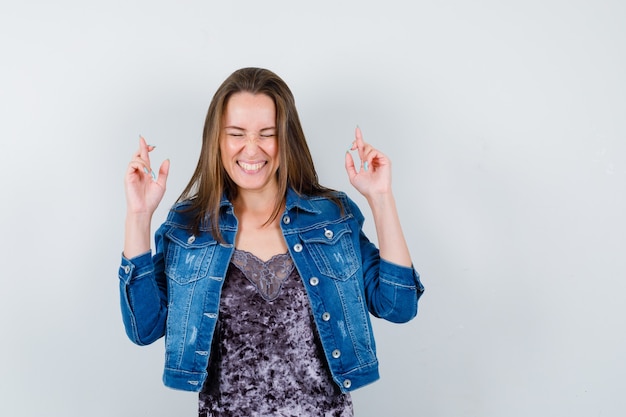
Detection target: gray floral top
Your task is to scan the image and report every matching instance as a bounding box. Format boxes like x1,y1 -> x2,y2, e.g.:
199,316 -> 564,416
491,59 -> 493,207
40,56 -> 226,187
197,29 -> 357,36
198,250 -> 353,417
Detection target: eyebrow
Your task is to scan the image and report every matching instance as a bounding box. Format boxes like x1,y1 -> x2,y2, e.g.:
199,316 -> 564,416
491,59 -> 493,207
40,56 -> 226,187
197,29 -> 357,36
223,126 -> 276,131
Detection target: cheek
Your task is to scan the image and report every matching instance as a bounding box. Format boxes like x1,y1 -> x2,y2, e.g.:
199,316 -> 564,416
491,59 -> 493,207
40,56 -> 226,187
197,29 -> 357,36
220,140 -> 239,160
219,144 -> 234,172
266,140 -> 279,159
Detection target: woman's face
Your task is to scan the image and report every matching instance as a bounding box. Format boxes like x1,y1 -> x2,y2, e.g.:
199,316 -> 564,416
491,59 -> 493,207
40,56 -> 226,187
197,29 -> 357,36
220,92 -> 279,196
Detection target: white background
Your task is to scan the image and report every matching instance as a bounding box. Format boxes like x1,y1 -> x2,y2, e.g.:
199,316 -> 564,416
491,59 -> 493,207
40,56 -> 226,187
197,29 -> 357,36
1,1 -> 625,416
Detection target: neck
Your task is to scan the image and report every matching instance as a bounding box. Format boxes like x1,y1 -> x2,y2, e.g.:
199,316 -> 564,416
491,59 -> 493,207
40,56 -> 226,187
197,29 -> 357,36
234,188 -> 283,226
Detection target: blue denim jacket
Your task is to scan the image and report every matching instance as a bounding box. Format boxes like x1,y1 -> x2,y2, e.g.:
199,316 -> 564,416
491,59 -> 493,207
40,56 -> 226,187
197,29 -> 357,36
118,188 -> 424,392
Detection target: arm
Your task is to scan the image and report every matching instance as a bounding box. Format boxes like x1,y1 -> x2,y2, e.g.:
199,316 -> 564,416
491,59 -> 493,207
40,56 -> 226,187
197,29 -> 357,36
346,196 -> 423,323
120,136 -> 170,344
344,126 -> 411,267
123,136 -> 170,258
119,247 -> 168,345
345,127 -> 424,322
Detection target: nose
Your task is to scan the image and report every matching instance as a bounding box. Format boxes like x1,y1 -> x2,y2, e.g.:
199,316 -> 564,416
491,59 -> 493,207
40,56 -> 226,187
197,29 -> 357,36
245,132 -> 261,143
242,133 -> 260,154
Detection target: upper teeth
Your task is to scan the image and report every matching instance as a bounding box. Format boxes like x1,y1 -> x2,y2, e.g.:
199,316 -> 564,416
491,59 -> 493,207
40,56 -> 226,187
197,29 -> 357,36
240,162 -> 264,171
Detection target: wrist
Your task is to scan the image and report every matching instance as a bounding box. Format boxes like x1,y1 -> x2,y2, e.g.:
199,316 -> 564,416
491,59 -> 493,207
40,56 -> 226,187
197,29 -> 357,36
125,211 -> 153,226
124,214 -> 153,259
366,191 -> 396,212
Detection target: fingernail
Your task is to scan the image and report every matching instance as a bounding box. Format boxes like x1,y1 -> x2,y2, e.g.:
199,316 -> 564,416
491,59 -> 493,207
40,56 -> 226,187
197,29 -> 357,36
148,144 -> 156,148
150,170 -> 157,180
364,161 -> 369,171
143,167 -> 149,174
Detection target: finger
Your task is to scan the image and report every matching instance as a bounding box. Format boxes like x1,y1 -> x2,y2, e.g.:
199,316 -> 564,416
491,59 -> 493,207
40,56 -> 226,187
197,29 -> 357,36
138,135 -> 151,166
362,151 -> 372,172
354,126 -> 374,170
355,125 -> 364,143
371,149 -> 392,173
354,126 -> 364,157
133,146 -> 155,159
344,150 -> 358,181
126,161 -> 152,183
136,136 -> 160,180
128,155 -> 154,180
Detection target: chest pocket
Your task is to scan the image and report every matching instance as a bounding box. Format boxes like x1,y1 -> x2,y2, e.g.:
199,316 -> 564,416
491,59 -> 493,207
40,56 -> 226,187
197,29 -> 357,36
300,223 -> 360,281
165,228 -> 217,284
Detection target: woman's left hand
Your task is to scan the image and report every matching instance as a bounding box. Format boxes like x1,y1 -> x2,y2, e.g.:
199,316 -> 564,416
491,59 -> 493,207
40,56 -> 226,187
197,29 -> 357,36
344,126 -> 393,199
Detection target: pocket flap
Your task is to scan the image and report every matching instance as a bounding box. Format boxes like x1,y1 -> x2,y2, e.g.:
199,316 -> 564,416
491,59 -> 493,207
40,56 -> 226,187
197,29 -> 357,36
166,227 -> 217,249
299,222 -> 352,245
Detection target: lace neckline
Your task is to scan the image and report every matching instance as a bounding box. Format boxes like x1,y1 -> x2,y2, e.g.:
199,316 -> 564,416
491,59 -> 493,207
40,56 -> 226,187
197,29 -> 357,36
234,249 -> 290,264
230,249 -> 295,301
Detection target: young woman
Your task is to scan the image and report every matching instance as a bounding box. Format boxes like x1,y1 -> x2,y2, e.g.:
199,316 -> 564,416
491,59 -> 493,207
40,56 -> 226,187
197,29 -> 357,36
119,67 -> 424,416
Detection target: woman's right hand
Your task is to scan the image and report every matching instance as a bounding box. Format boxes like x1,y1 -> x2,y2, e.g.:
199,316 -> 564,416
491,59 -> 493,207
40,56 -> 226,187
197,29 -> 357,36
125,136 -> 170,216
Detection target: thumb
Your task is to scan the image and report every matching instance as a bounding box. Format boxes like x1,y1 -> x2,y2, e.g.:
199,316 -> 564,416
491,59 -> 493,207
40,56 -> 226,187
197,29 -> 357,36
156,159 -> 170,188
344,151 -> 357,182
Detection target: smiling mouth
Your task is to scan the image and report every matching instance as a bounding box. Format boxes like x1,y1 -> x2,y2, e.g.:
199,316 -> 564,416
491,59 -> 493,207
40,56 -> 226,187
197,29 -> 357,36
238,161 -> 266,172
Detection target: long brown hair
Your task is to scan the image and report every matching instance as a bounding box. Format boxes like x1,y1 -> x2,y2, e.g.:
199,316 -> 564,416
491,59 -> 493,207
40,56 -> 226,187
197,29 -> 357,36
177,67 -> 338,242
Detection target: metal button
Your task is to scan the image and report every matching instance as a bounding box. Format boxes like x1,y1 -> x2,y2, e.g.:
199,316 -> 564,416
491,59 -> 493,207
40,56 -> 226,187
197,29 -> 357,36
343,379 -> 352,389
282,215 -> 291,225
322,312 -> 331,321
324,228 -> 333,239
309,277 -> 319,286
332,349 -> 341,359
294,243 -> 303,252
123,265 -> 130,274
187,235 -> 196,244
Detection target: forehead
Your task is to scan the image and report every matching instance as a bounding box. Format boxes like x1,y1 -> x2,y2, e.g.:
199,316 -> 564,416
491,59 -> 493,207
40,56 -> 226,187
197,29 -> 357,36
223,92 -> 275,126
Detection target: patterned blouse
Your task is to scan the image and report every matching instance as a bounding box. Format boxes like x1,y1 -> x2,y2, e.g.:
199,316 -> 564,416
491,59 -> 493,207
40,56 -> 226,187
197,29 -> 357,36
198,249 -> 353,417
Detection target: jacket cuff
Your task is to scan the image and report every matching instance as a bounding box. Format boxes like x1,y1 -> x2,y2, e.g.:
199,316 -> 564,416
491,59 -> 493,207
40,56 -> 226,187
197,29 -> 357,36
119,251 -> 153,285
379,259 -> 424,292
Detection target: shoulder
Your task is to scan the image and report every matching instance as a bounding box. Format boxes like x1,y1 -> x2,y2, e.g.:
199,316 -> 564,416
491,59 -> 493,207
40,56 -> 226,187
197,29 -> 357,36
295,191 -> 365,224
162,200 -> 199,230
155,200 -> 221,245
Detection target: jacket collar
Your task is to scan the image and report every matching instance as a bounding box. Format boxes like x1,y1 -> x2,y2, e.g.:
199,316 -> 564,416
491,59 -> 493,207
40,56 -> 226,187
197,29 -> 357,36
285,187 -> 321,214
218,187 -> 321,214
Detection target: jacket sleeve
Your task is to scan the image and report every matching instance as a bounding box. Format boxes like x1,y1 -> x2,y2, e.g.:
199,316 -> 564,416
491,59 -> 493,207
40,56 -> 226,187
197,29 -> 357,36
347,197 -> 425,323
118,224 -> 169,345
